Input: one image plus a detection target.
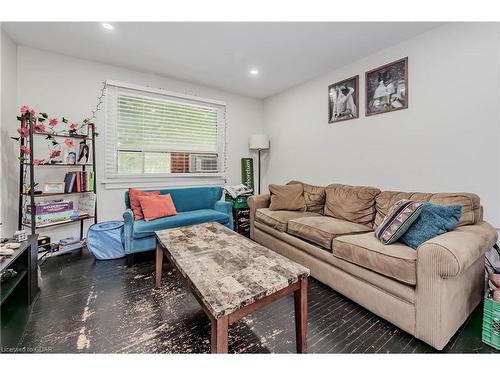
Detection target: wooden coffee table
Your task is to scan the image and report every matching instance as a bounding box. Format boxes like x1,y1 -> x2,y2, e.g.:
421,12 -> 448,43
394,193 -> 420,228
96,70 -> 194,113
155,222 -> 310,353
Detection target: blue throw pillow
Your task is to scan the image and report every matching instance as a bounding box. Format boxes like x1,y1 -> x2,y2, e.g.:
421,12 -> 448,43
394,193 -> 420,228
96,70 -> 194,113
399,202 -> 462,249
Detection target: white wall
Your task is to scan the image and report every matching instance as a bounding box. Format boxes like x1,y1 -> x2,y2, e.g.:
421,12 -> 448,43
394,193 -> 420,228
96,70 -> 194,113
10,46 -> 263,241
1,27 -> 18,238
3,22 -> 500,242
263,23 -> 500,227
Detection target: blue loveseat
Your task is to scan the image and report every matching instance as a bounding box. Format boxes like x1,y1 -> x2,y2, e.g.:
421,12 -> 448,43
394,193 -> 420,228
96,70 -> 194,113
123,186 -> 233,255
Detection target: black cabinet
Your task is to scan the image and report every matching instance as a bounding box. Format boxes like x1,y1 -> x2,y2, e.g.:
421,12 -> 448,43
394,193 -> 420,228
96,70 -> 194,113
1,235 -> 39,347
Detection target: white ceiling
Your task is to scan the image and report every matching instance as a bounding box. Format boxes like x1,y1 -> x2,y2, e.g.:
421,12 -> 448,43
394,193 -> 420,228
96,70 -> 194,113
3,22 -> 442,99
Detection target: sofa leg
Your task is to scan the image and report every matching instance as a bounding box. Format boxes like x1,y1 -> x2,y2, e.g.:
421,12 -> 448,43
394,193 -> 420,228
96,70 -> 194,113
126,254 -> 135,267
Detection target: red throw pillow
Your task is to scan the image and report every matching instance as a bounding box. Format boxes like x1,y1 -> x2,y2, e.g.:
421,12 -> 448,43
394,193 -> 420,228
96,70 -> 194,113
128,188 -> 160,220
138,194 -> 177,222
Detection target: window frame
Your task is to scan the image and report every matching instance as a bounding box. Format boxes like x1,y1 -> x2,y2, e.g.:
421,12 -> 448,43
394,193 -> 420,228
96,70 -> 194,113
103,80 -> 226,189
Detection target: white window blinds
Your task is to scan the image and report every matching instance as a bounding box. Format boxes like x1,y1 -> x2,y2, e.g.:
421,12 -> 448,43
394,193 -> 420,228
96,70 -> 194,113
105,81 -> 226,180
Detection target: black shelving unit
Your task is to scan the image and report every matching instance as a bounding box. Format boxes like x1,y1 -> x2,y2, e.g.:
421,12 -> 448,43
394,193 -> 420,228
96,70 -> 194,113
17,115 -> 98,244
0,235 -> 38,347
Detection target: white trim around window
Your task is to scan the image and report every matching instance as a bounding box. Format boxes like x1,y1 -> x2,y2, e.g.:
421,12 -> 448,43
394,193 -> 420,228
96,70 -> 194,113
103,80 -> 227,189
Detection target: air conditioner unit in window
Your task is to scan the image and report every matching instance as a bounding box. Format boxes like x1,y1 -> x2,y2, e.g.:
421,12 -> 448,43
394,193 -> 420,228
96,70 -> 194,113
188,154 -> 218,173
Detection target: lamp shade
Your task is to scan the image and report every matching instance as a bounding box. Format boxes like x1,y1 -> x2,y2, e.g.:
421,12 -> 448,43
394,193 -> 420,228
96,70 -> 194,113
249,134 -> 270,150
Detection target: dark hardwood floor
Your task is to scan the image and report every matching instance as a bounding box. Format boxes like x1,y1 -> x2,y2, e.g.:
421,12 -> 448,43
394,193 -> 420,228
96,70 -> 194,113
18,249 -> 498,353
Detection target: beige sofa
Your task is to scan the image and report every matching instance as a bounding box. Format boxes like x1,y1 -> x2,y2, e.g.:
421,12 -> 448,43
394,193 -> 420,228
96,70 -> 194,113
248,181 -> 498,350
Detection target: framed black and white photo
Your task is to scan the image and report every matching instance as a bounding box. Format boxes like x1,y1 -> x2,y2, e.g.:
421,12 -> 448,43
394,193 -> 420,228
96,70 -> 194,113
365,57 -> 408,116
328,75 -> 359,123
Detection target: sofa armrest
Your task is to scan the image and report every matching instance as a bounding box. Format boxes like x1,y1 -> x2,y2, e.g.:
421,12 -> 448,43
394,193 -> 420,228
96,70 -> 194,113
415,221 -> 497,349
417,221 -> 498,278
123,208 -> 135,254
247,194 -> 271,239
214,201 -> 234,230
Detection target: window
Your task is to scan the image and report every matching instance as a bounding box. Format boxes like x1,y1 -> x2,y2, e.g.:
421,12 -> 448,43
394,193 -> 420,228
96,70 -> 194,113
105,80 -> 226,185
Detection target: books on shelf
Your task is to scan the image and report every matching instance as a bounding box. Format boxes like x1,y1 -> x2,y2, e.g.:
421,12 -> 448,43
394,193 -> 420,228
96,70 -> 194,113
63,171 -> 94,193
64,172 -> 75,193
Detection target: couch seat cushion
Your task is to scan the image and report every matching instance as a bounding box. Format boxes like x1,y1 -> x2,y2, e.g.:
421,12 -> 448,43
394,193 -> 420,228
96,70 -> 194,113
287,216 -> 372,250
133,209 -> 230,239
255,208 -> 319,232
333,232 -> 417,285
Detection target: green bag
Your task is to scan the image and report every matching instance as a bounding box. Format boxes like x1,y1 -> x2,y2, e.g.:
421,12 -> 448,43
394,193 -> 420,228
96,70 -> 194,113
241,158 -> 254,190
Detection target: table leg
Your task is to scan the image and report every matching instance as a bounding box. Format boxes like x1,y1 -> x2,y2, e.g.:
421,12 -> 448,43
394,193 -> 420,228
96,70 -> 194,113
294,277 -> 308,353
155,242 -> 164,288
211,315 -> 229,353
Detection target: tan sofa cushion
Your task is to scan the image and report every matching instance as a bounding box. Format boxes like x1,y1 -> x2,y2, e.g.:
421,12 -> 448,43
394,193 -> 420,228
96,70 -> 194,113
324,184 -> 381,226
374,191 -> 481,228
287,180 -> 326,214
254,221 -> 416,304
269,184 -> 306,211
333,232 -> 417,285
287,216 -> 372,250
255,208 -> 319,232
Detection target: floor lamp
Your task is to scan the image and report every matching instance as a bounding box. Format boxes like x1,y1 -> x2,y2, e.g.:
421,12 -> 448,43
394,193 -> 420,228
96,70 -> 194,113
249,134 -> 270,195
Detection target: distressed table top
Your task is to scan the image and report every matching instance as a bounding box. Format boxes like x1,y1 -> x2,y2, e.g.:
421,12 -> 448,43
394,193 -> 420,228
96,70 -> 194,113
155,222 -> 309,318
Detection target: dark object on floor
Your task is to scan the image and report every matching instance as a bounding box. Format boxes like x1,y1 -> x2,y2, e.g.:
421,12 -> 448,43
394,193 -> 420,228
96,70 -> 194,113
1,268 -> 18,283
225,191 -> 251,237
38,235 -> 51,251
18,248 -> 498,353
233,207 -> 250,237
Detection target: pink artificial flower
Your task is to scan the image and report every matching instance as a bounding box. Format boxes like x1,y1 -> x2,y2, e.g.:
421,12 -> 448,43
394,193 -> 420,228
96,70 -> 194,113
34,123 -> 46,133
48,118 -> 58,127
70,122 -> 78,130
20,145 -> 30,155
64,138 -> 74,148
33,159 -> 45,165
49,150 -> 61,159
17,127 -> 29,138
20,105 -> 30,115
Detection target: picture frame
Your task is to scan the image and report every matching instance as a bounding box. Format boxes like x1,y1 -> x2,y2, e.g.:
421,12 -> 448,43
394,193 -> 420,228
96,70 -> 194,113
77,141 -> 90,165
365,57 -> 408,116
43,182 -> 65,194
328,75 -> 359,123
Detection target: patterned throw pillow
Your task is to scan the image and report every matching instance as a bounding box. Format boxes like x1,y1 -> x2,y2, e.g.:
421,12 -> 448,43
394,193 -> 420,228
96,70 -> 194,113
375,199 -> 424,245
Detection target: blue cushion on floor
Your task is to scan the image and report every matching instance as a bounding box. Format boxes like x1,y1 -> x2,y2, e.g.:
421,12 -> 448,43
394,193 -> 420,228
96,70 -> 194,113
132,209 -> 230,239
399,202 -> 462,249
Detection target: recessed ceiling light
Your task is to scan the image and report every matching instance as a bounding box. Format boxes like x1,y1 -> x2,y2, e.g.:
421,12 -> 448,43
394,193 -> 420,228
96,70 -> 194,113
249,69 -> 259,76
101,23 -> 114,31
